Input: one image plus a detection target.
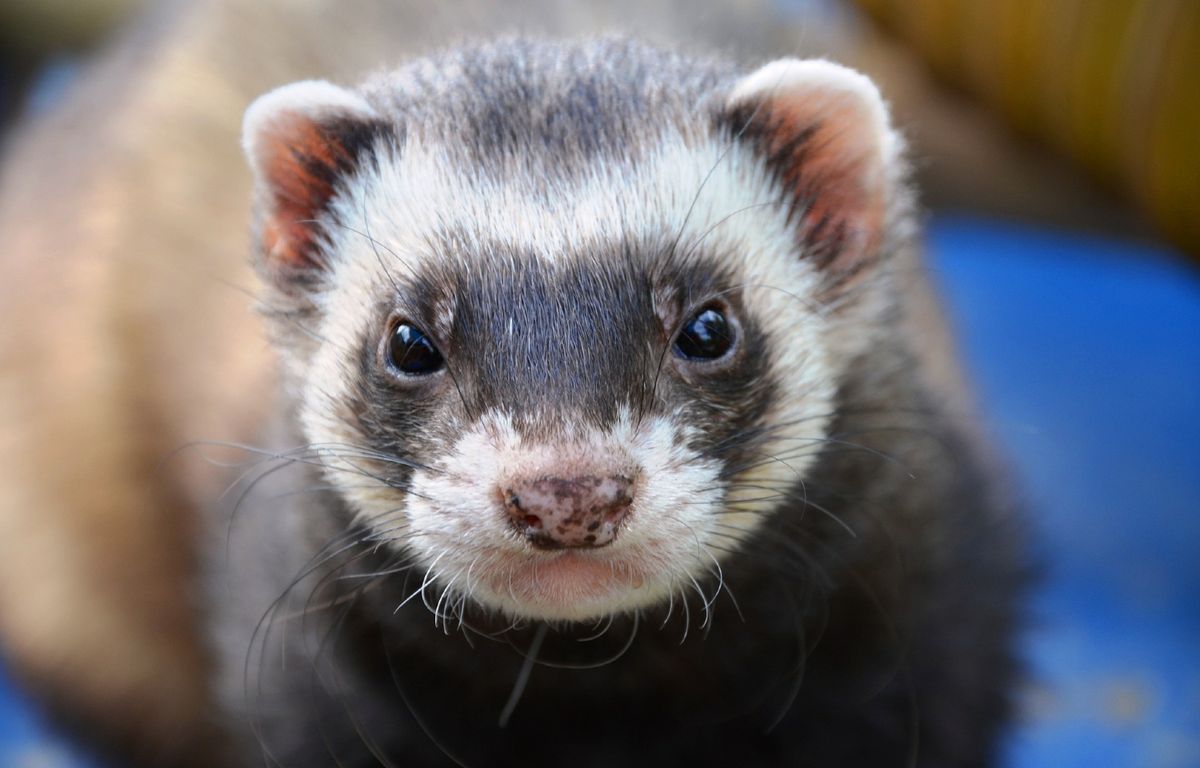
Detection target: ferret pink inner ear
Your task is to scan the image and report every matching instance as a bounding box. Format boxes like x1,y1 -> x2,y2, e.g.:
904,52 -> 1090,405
726,59 -> 895,277
242,81 -> 384,274
254,116 -> 344,271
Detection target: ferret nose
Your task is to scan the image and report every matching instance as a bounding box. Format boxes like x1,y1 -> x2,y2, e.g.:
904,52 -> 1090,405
502,475 -> 634,549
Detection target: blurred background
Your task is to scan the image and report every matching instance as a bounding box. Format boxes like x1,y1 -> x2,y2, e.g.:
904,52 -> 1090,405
1,0 -> 1197,766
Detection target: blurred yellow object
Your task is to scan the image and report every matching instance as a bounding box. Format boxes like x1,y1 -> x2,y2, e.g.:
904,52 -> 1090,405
856,0 -> 1200,256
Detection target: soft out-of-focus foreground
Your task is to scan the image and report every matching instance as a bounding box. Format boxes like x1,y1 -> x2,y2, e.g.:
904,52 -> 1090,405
1,1 -> 1197,766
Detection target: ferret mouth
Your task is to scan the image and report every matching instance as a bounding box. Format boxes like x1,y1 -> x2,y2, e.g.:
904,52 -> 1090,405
479,548 -> 657,622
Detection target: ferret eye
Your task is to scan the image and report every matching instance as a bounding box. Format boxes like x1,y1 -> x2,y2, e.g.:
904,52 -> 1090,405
387,323 -> 444,375
673,307 -> 734,361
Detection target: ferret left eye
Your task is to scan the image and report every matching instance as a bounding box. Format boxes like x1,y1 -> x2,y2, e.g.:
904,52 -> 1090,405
387,323 -> 444,375
673,307 -> 734,361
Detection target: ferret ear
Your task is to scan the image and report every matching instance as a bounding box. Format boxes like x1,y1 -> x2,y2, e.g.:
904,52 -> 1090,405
724,59 -> 898,278
242,80 -> 390,281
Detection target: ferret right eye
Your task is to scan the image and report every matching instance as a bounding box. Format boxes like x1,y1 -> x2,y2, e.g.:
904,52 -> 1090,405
387,323 -> 444,376
673,307 -> 735,361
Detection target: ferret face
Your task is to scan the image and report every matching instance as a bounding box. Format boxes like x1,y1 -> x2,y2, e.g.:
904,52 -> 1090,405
242,40 -> 902,622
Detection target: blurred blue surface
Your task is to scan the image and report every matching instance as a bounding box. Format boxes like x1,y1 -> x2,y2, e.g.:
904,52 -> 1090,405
0,663 -> 98,767
1,215 -> 1198,766
927,217 -> 1200,768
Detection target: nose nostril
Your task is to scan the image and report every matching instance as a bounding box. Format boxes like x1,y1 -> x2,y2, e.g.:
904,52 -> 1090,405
502,474 -> 635,548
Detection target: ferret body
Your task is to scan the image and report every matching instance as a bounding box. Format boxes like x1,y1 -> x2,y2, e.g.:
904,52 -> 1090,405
217,36 -> 1025,767
0,3 -> 1025,767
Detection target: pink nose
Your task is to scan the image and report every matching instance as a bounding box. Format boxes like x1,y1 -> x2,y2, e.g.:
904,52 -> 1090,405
502,475 -> 634,549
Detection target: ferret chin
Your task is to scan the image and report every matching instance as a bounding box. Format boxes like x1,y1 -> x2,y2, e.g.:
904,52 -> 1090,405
208,37 -> 1028,767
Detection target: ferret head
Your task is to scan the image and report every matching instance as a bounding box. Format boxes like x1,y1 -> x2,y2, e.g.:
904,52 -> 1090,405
242,40 -> 908,623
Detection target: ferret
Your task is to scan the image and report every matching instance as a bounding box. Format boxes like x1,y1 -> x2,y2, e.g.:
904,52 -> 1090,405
0,3 -> 1026,767
207,36 -> 1028,768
